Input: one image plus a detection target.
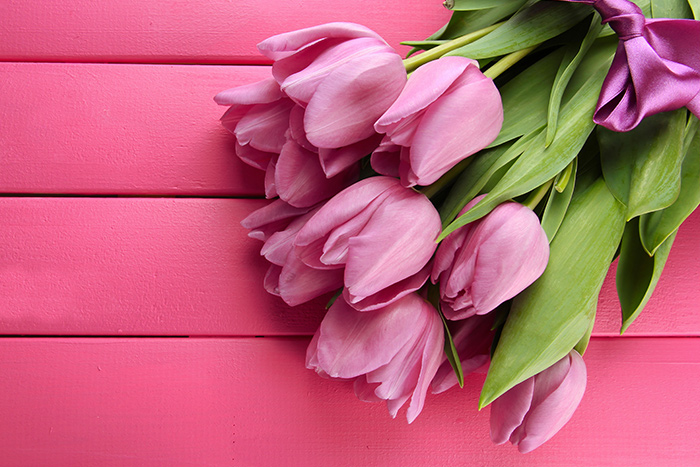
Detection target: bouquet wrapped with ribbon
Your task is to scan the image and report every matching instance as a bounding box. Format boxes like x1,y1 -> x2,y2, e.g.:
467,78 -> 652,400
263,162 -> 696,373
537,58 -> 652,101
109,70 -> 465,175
217,0 -> 699,453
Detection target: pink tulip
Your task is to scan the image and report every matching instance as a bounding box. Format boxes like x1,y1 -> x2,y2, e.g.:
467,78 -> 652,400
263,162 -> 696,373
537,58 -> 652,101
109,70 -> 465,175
241,198 -> 313,242
306,293 -> 444,423
258,22 -> 407,150
431,196 -> 549,320
215,78 -> 293,194
372,56 -> 503,187
260,207 -> 344,306
431,313 -> 496,394
294,176 -> 442,310
242,200 -> 343,306
216,79 -> 361,208
490,350 -> 587,453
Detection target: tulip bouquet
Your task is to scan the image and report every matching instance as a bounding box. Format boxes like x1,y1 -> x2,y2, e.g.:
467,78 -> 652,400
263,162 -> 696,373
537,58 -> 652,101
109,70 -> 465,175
217,0 -> 700,453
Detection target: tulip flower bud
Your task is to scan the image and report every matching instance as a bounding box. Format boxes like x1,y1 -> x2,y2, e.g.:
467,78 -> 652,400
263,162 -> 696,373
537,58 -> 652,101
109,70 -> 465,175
306,293 -> 444,423
490,350 -> 587,453
431,196 -> 549,320
372,56 -> 503,187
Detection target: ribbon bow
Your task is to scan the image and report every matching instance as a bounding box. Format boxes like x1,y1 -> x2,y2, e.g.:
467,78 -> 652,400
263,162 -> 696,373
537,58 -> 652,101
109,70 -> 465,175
561,0 -> 700,131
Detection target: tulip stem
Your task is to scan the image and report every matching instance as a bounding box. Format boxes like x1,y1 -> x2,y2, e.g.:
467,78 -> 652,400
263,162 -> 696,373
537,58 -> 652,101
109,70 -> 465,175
419,157 -> 473,199
522,179 -> 553,210
402,23 -> 503,72
483,45 -> 538,80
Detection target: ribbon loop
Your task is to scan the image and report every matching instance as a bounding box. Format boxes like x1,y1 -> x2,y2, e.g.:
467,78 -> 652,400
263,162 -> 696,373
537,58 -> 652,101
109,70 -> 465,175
593,0 -> 645,39
557,0 -> 700,131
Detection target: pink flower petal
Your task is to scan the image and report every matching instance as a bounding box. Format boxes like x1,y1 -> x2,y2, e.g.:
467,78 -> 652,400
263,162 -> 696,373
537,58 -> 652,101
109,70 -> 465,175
515,352 -> 586,453
464,204 -> 549,315
275,37 -> 390,106
263,263 -> 283,297
294,177 -> 398,265
257,22 -> 386,60
214,78 -> 283,105
278,254 -> 344,306
260,210 -> 315,266
288,105 -> 316,152
364,296 -> 442,423
315,296 -> 419,378
318,133 -> 383,178
234,141 -> 274,171
408,66 -> 503,185
344,263 -> 431,311
264,157 -> 278,199
241,198 -> 311,242
490,378 -> 535,445
235,99 -> 294,153
275,139 -> 358,208
343,187 -> 441,299
375,56 -> 475,134
304,52 -> 407,148
353,377 -> 384,403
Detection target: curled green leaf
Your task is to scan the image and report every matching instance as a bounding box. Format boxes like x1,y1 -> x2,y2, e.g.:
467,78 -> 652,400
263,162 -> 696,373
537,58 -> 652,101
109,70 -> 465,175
546,15 -> 603,146
541,158 -> 577,242
617,217 -> 677,334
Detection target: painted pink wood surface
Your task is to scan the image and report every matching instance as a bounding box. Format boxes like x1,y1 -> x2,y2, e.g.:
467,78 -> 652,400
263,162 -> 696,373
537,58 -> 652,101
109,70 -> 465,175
0,197 -> 326,336
1,197 -> 698,337
0,63 -> 268,196
0,337 -> 698,466
0,0 -> 449,64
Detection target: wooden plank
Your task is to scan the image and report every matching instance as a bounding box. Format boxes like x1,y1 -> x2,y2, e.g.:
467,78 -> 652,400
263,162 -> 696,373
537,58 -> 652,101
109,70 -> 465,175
0,62 -> 267,196
1,197 -> 699,337
0,197 -> 326,336
0,0 -> 449,64
0,337 -> 697,465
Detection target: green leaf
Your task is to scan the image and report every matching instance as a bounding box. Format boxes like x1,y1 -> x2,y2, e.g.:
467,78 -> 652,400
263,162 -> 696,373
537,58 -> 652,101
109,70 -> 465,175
599,109 -> 687,221
640,118 -> 700,255
489,50 -> 563,147
541,158 -> 577,242
616,218 -> 678,334
651,0 -> 694,17
435,1 -> 528,40
439,129 -> 542,226
573,307 -> 596,356
439,308 -> 465,388
444,0 -> 523,10
446,1 -> 591,59
479,177 -> 626,408
439,45 -> 614,240
546,15 -> 604,146
690,0 -> 700,18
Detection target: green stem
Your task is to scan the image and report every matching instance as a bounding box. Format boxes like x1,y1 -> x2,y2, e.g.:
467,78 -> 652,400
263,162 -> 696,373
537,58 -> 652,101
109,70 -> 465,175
419,157 -> 473,199
403,23 -> 503,72
483,45 -> 538,79
522,179 -> 553,210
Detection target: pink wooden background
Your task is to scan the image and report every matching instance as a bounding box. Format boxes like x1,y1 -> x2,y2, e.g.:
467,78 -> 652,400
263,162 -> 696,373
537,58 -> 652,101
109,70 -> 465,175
1,1 -> 698,465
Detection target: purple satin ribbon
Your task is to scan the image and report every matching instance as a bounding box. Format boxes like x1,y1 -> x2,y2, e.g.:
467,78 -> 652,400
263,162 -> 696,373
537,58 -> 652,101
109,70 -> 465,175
559,0 -> 700,131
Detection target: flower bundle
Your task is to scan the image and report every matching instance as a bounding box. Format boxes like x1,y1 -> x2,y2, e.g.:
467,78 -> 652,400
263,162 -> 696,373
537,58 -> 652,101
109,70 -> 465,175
218,0 -> 699,453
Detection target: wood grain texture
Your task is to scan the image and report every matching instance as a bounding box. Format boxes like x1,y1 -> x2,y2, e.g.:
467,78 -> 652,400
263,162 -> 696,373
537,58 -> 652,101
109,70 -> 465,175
0,337 -> 697,466
0,0 -> 449,64
0,62 -> 267,196
0,197 -> 326,336
1,197 -> 698,337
